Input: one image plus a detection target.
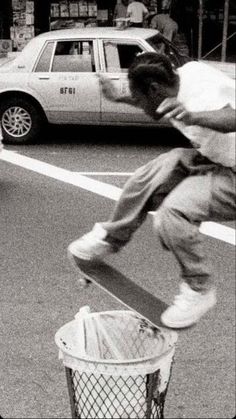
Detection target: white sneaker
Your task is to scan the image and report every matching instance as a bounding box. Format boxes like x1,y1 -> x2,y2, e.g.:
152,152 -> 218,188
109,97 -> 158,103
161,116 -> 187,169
161,282 -> 217,329
68,223 -> 113,261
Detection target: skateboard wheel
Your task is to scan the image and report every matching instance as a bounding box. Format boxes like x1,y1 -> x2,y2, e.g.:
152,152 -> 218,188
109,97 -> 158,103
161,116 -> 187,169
78,278 -> 91,288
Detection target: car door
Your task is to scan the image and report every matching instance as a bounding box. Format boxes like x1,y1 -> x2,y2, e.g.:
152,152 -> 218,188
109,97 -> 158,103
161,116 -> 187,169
28,38 -> 101,124
99,39 -> 153,123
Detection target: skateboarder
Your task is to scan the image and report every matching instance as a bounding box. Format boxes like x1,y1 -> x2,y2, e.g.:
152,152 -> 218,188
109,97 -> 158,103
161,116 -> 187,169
68,53 -> 235,329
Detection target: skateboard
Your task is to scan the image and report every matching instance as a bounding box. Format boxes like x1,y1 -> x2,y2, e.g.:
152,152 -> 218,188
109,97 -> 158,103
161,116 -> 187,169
72,256 -> 168,328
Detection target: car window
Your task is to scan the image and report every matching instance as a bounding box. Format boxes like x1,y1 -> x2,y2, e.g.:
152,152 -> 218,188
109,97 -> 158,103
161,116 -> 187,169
103,42 -> 144,73
147,34 -> 190,67
35,42 -> 55,72
51,40 -> 95,72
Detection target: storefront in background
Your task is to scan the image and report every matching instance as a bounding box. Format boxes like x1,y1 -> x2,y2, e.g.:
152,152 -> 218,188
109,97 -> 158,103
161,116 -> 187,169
37,0 -> 159,33
0,0 -> 184,52
0,1 -> 235,61
10,0 -> 35,51
6,1 -> 160,51
10,0 -> 119,51
46,0 -> 114,32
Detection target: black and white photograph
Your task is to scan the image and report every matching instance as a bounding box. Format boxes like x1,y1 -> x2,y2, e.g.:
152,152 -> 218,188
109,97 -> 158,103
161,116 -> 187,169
0,1 -> 235,418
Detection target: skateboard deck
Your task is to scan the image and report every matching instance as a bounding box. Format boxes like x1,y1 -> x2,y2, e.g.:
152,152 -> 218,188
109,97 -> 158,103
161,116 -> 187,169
73,256 -> 168,328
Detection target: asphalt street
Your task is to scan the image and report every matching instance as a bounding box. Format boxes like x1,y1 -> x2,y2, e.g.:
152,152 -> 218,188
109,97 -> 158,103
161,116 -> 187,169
0,125 -> 235,419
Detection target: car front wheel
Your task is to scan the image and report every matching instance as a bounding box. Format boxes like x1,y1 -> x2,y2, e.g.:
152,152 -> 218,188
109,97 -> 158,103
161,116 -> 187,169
0,97 -> 45,144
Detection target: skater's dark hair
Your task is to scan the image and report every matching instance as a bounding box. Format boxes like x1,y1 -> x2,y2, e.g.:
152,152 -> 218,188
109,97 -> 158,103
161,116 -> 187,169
128,52 -> 178,95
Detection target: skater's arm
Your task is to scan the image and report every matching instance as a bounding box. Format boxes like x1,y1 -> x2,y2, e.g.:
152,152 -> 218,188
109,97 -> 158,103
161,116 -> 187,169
99,74 -> 139,107
116,95 -> 139,106
98,75 -> 166,120
157,98 -> 236,132
188,107 -> 236,132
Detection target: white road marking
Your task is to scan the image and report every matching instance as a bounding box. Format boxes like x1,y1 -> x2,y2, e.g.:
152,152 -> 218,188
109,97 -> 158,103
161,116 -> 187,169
1,149 -> 235,246
1,149 -> 121,201
199,221 -> 235,245
75,172 -> 133,176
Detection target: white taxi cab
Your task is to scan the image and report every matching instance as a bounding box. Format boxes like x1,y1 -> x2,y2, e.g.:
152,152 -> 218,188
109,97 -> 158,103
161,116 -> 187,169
0,27 -> 191,144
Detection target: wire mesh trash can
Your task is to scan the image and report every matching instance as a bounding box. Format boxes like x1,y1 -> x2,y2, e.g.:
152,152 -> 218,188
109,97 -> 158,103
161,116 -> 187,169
55,306 -> 178,419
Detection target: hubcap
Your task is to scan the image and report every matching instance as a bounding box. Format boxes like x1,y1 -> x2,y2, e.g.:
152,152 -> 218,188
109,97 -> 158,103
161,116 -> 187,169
2,106 -> 32,138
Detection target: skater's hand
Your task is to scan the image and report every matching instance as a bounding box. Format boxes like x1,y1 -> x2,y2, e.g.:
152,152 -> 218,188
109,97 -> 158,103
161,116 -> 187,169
157,98 -> 194,125
98,74 -> 121,102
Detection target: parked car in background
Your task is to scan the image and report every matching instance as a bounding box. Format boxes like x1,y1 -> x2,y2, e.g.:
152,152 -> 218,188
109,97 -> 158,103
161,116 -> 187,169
0,27 -> 234,144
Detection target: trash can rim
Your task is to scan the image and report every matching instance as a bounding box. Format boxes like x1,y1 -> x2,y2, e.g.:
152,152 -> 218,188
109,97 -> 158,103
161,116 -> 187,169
55,309 -> 178,366
55,333 -> 177,367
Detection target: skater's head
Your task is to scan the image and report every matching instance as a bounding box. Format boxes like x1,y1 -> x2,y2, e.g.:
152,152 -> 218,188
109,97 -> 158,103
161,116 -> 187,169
128,52 -> 179,118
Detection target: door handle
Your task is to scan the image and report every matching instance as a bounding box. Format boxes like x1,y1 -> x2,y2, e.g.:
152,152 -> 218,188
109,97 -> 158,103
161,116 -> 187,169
109,76 -> 120,80
39,76 -> 50,80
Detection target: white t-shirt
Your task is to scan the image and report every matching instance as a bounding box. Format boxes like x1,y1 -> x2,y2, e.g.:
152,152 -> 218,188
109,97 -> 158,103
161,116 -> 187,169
172,62 -> 235,169
127,1 -> 148,23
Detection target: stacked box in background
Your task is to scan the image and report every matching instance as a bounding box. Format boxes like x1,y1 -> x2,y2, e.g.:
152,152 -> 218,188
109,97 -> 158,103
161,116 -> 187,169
69,1 -> 79,17
78,1 -> 88,17
11,0 -> 34,51
60,1 -> 70,17
25,1 -> 35,42
88,1 -> 97,18
50,1 -> 98,30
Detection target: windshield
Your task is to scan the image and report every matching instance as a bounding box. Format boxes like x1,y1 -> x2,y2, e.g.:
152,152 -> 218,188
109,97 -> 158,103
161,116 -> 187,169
146,34 -> 190,68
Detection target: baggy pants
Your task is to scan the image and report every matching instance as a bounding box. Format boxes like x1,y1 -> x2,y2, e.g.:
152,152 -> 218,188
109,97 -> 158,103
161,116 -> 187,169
102,148 -> 236,291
